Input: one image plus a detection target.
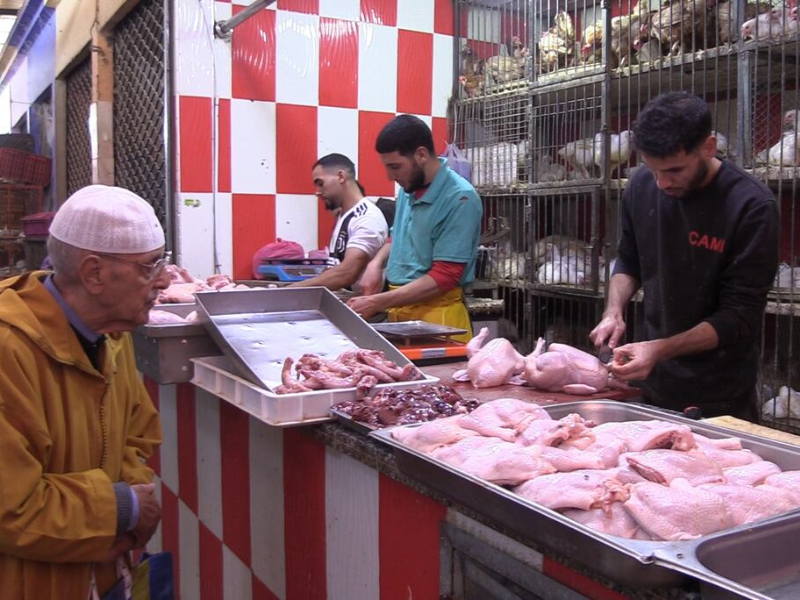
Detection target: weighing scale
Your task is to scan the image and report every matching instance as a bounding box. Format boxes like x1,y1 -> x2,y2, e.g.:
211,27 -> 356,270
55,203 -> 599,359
255,258 -> 332,282
371,320 -> 468,361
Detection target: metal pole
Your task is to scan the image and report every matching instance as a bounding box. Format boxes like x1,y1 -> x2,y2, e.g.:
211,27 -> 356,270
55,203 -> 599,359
215,0 -> 276,39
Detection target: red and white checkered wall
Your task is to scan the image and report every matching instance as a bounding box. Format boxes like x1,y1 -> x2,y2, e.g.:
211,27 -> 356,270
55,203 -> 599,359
174,0 -> 455,280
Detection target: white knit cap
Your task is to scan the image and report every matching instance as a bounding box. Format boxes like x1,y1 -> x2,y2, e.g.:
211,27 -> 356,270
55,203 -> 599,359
49,185 -> 165,254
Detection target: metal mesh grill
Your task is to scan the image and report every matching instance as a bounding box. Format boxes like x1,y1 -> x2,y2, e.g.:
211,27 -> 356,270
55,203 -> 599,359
65,57 -> 92,197
113,0 -> 168,230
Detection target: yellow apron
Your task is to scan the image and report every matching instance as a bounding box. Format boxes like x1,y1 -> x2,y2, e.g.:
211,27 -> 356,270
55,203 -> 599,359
387,286 -> 473,343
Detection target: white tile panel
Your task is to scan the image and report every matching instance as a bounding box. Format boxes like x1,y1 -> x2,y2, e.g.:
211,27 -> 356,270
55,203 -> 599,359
175,192 -> 216,279
223,545 -> 254,600
179,500 -> 201,600
275,11 -> 320,106
358,24 -> 397,113
175,0 -> 215,97
432,33 -> 454,119
325,448 -> 380,600
249,421 -> 286,600
213,2 -> 233,99
195,389 -> 223,539
275,194 -> 319,251
158,385 -> 179,494
317,107 -> 359,171
231,99 -> 276,194
213,192 -> 234,276
319,0 -> 360,22
397,0 -> 435,33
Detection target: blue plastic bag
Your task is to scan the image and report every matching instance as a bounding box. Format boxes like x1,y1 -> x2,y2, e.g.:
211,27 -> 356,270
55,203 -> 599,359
442,143 -> 472,182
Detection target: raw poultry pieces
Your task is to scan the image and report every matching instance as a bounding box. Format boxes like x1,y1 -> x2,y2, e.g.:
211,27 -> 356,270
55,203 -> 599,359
453,327 -> 628,394
276,349 -> 424,395
392,399 -> 800,541
157,264 -> 253,304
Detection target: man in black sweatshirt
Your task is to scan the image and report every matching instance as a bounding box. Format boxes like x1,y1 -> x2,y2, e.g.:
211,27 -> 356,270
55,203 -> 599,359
590,92 -> 779,419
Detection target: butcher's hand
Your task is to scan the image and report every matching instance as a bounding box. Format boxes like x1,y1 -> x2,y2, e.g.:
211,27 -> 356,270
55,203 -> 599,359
590,312 -> 626,350
608,341 -> 661,382
359,262 -> 384,296
131,483 -> 162,548
347,294 -> 385,320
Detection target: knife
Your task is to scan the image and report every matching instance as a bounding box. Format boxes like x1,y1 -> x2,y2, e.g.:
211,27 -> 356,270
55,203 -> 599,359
598,344 -> 613,365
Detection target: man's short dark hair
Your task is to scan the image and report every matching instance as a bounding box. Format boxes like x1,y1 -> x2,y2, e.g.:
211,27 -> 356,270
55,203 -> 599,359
313,153 -> 356,178
375,114 -> 435,157
632,92 -> 712,158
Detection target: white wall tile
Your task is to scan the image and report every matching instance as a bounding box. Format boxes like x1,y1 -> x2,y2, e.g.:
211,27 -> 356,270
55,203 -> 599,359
397,0 -> 435,34
213,192 -> 234,276
325,449 -> 380,600
231,99 -> 276,194
175,0 -> 215,97
275,194 -> 319,251
223,545 -> 254,600
432,33 -> 454,119
319,0 -> 359,21
358,24 -> 397,113
175,192 -> 214,278
195,389 -> 223,539
179,500 -> 201,600
249,421 -> 286,600
318,107 -> 359,170
158,385 -> 179,494
275,11 -> 320,106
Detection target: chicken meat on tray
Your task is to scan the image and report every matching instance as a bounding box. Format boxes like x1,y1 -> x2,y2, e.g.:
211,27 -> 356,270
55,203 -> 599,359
390,399 -> 800,541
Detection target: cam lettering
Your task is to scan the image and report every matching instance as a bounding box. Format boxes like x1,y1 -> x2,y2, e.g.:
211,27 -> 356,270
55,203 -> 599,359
688,231 -> 725,253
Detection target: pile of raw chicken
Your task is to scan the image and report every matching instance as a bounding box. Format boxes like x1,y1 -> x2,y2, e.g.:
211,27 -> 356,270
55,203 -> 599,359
276,350 -> 423,396
393,398 -> 800,541
454,327 -> 628,395
148,265 -> 256,325
332,385 -> 479,429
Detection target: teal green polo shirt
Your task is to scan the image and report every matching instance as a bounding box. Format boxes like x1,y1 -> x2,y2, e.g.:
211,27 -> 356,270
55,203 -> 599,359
386,159 -> 483,286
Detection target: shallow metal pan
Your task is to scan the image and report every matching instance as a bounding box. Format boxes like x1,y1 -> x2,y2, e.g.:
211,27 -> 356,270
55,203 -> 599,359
372,400 -> 800,590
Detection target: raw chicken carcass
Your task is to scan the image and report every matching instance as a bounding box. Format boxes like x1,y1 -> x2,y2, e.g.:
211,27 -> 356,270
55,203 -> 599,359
432,436 -> 556,485
622,449 -> 725,485
390,416 -> 478,454
537,446 -> 606,472
563,503 -> 652,540
453,328 -> 525,388
516,413 -> 595,448
148,310 -> 192,325
514,469 -> 630,511
723,461 -> 782,487
762,471 -> 800,503
698,483 -> 799,527
690,443 -> 762,468
459,398 -> 551,442
157,282 -> 207,304
523,339 -> 615,395
624,478 -> 735,540
590,420 -> 696,452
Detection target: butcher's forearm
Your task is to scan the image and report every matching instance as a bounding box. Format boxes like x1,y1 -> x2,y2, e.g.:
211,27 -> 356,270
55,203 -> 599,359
654,321 -> 719,362
603,273 -> 639,317
371,275 -> 442,311
290,264 -> 358,290
370,242 -> 391,270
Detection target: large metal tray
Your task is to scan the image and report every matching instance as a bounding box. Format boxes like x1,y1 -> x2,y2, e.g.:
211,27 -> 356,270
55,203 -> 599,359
133,304 -> 221,383
194,286 -> 437,391
372,320 -> 468,340
372,401 -> 800,591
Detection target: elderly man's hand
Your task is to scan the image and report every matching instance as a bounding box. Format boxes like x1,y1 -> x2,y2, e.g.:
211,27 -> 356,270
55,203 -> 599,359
131,483 -> 161,548
347,295 -> 385,320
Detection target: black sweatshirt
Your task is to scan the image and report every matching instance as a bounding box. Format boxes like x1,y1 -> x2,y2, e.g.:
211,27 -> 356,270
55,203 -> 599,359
614,159 -> 780,416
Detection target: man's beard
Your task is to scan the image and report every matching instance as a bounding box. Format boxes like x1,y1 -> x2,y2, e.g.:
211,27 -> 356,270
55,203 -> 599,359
403,163 -> 428,193
667,160 -> 709,198
323,197 -> 337,211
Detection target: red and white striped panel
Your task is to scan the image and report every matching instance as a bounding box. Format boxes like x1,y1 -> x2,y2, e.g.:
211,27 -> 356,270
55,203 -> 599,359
144,380 -> 631,600
173,0 -> 453,279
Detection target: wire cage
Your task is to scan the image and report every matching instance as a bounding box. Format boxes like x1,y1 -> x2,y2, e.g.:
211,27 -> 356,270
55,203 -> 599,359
457,0 -> 533,100
457,91 -> 531,191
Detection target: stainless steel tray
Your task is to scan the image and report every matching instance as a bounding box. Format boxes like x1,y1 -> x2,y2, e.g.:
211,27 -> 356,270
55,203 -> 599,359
372,401 -> 800,591
195,287 -> 437,392
133,304 -> 220,384
372,320 -> 468,340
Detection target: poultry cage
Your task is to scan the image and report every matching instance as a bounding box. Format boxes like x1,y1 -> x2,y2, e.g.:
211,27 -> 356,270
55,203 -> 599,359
456,0 -> 800,430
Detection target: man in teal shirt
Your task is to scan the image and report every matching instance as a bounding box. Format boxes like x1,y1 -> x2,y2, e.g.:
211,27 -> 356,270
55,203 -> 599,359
348,115 -> 482,342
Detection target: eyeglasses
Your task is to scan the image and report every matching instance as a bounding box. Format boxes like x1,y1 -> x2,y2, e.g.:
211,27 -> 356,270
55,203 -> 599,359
95,251 -> 172,281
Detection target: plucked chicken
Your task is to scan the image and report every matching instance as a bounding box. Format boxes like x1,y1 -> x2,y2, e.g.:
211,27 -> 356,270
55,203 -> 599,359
453,327 -> 526,388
